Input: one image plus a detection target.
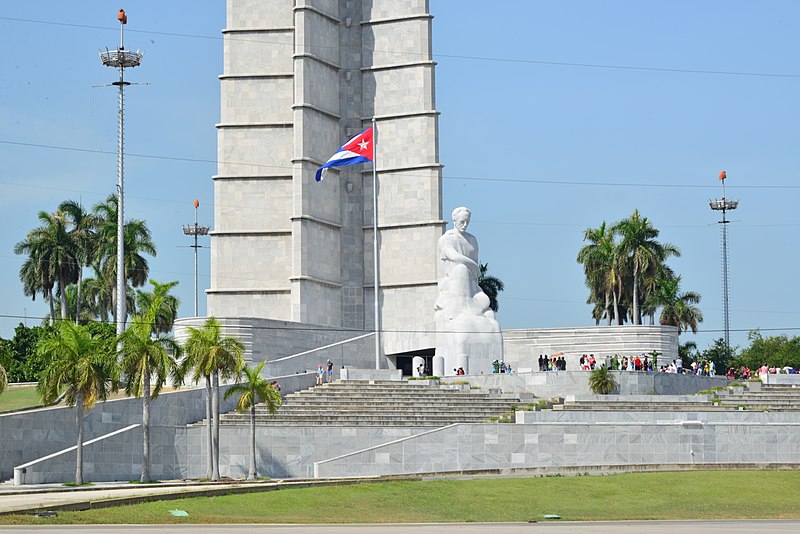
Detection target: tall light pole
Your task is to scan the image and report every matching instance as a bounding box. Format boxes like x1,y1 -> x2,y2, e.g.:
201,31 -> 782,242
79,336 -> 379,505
709,170 -> 739,350
182,200 -> 210,317
99,9 -> 142,335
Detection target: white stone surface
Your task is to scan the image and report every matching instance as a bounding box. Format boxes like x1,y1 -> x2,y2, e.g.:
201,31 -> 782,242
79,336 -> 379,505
503,325 -> 679,371
208,0 -> 444,355
435,208 -> 503,376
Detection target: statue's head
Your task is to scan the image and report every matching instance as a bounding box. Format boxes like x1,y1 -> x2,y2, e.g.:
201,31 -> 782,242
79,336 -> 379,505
452,206 -> 471,233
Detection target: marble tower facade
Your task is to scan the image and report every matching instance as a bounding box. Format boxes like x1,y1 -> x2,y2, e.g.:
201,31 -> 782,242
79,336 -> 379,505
208,0 -> 444,356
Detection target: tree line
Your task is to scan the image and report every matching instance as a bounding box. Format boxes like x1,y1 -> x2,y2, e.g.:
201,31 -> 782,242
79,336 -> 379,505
577,209 -> 703,333
14,195 -> 156,326
5,195 -> 282,484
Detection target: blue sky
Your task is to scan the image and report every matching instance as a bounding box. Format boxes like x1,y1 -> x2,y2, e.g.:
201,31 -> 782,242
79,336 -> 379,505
1,1 -> 799,353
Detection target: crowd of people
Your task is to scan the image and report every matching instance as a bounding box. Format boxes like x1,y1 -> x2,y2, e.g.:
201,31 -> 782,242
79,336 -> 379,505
491,360 -> 513,373
535,353 -> 725,375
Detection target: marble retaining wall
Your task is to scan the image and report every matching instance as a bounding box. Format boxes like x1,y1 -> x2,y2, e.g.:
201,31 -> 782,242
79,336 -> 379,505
503,325 -> 678,372
313,421 -> 800,478
0,385 -> 236,482
15,425 -> 426,484
2,373 -> 316,482
440,371 -> 729,398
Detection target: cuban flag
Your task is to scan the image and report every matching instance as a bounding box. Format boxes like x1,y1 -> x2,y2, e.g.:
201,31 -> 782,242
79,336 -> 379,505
315,127 -> 373,182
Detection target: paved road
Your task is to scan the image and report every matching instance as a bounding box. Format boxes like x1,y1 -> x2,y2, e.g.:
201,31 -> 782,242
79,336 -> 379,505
1,521 -> 799,533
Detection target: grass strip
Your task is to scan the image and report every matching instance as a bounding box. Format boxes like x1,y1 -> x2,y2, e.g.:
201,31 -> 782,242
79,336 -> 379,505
0,386 -> 42,412
1,470 -> 799,525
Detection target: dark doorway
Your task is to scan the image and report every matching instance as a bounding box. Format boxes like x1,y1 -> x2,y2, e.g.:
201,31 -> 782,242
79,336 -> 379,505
392,348 -> 435,377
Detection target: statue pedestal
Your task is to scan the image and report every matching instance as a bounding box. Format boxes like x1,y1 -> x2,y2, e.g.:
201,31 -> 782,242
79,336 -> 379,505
436,312 -> 503,376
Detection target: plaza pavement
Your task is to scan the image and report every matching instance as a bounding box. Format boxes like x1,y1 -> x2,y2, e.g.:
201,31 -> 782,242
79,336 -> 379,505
0,477 -> 396,515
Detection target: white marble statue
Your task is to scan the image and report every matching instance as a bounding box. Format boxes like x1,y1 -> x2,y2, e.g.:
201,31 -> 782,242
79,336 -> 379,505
434,207 -> 503,375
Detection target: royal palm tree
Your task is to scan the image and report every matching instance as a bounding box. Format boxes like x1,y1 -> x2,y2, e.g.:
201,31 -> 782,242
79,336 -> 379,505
15,210 -> 79,322
59,200 -> 97,324
18,254 -> 56,325
478,263 -> 505,313
183,317 -> 245,481
92,195 -> 157,326
640,263 -> 676,324
37,321 -> 119,484
614,210 -> 679,325
577,222 -> 616,325
118,291 -> 182,483
650,275 -> 704,334
223,361 -> 282,479
135,280 -> 180,335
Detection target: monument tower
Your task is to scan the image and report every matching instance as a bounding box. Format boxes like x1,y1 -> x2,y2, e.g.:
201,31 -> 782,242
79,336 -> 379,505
207,0 -> 444,358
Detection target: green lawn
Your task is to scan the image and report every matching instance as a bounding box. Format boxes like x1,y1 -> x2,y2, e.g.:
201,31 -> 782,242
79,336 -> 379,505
2,470 -> 800,525
0,385 -> 43,412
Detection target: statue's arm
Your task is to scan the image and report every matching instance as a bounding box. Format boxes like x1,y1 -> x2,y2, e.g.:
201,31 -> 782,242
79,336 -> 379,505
439,238 -> 479,270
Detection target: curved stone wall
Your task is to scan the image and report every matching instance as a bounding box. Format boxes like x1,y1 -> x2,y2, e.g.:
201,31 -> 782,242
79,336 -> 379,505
503,325 -> 679,371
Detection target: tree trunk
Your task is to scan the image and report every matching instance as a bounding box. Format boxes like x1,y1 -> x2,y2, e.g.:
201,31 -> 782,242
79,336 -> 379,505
211,370 -> 220,481
612,289 -> 620,326
141,371 -> 151,483
75,389 -> 84,485
59,274 -> 68,321
75,267 -> 83,324
205,375 -> 213,480
249,403 -> 256,480
604,293 -> 612,326
632,267 -> 640,325
47,289 -> 55,326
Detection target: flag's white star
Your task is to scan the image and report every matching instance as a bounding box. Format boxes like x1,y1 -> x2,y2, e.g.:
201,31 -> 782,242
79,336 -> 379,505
358,140 -> 369,151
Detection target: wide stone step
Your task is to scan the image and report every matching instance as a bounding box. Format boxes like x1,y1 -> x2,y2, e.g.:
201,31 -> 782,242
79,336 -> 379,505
272,399 -> 520,410
283,396 -> 520,406
554,404 -> 740,411
284,393 -> 512,402
206,414 -> 500,425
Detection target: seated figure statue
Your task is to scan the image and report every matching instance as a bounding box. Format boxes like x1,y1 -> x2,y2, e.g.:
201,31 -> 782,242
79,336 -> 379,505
434,207 -> 503,375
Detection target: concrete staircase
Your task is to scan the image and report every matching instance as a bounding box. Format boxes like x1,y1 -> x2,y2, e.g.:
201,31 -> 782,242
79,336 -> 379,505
212,380 -> 522,427
717,384 -> 800,411
551,384 -> 800,412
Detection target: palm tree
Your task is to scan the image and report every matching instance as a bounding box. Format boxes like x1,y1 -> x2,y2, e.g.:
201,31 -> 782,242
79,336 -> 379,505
588,366 -> 618,394
37,321 -> 119,484
478,263 -> 505,312
0,363 -> 7,396
92,195 -> 157,326
614,210 -> 679,325
18,254 -> 56,325
577,222 -> 617,325
15,210 -> 79,322
183,317 -> 245,481
135,280 -> 180,335
118,291 -> 182,483
223,361 -> 282,479
650,275 -> 704,334
59,200 -> 97,324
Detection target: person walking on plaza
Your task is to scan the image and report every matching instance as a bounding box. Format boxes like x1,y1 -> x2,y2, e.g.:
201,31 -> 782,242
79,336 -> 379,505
326,359 -> 334,383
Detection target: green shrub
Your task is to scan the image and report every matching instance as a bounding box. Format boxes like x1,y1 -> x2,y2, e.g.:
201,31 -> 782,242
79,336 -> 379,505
588,367 -> 618,395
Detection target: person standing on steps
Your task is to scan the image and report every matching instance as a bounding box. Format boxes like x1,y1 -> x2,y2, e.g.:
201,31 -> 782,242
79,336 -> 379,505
326,359 -> 334,383
316,364 -> 324,386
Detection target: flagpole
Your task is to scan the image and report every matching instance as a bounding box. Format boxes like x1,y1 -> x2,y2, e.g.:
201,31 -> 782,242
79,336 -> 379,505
372,117 -> 381,370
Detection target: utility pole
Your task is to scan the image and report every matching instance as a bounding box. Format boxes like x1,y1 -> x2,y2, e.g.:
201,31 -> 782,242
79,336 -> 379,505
182,200 -> 210,317
99,9 -> 143,335
709,170 -> 739,351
